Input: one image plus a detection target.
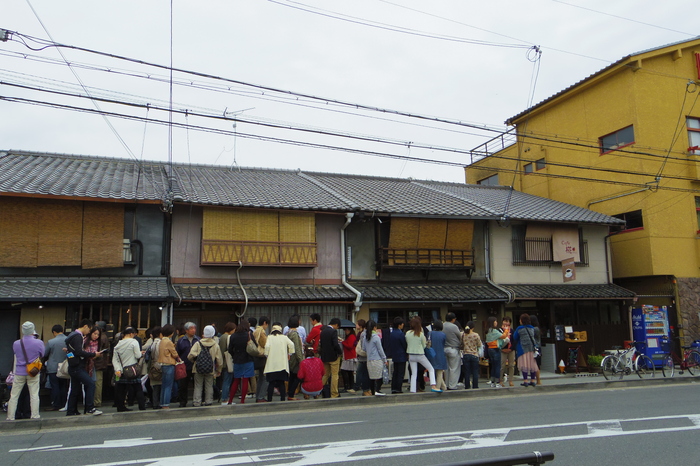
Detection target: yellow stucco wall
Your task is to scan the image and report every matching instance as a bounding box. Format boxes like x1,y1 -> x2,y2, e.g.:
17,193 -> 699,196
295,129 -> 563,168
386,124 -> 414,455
467,40 -> 700,280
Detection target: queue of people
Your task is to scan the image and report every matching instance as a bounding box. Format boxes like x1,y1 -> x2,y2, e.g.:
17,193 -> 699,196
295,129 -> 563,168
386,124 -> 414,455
5,312 -> 541,420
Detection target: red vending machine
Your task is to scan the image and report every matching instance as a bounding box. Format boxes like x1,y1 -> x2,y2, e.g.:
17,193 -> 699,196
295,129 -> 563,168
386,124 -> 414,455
632,305 -> 670,366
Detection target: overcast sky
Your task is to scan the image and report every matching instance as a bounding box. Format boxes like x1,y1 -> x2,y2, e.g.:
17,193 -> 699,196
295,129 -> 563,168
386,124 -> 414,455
1,0 -> 698,183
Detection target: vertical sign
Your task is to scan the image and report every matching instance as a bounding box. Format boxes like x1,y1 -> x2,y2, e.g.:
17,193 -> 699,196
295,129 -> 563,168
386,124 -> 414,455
561,257 -> 576,282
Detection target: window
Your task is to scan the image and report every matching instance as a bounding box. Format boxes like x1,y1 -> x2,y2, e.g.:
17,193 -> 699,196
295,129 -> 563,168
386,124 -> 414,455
611,210 -> 643,232
524,163 -> 533,174
535,158 -> 546,170
511,224 -> 588,266
600,125 -> 635,154
688,117 -> 700,155
695,197 -> 700,233
478,174 -> 499,186
201,208 -> 317,266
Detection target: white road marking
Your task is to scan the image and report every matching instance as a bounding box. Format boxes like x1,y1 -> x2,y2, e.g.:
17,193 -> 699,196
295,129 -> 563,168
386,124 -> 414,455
189,421 -> 362,437
85,414 -> 700,466
9,445 -> 63,453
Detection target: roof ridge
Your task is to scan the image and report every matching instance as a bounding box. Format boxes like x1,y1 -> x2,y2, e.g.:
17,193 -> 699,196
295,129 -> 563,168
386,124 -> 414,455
296,171 -> 360,211
412,181 -> 500,215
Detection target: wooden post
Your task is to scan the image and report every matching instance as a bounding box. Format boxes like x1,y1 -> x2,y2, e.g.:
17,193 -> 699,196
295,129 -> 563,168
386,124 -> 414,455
118,304 -> 123,332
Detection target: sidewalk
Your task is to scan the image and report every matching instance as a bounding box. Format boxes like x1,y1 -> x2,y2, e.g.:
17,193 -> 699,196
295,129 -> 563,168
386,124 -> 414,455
3,371 -> 698,432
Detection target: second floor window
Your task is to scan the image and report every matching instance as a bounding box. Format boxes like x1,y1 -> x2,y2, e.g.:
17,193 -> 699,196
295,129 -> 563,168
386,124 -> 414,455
201,208 -> 317,266
478,174 -> 499,186
611,209 -> 643,232
512,223 -> 588,266
600,125 -> 634,154
688,117 -> 700,155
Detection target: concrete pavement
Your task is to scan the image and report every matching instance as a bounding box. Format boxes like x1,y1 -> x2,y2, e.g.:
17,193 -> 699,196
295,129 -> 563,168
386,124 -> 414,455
3,370 -> 699,432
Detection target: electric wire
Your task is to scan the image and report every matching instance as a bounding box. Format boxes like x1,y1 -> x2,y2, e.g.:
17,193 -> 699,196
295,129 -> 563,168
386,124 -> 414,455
5,93 -> 700,193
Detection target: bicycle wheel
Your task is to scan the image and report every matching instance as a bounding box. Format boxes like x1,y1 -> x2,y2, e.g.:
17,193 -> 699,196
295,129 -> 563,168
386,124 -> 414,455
685,350 -> 700,376
661,355 -> 674,377
601,355 -> 619,380
635,355 -> 656,378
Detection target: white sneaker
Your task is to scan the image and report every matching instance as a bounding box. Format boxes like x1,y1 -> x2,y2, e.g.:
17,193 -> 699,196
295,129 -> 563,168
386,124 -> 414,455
495,384 -> 502,388
88,408 -> 102,416
374,392 -> 386,396
490,382 -> 496,388
59,407 -> 67,412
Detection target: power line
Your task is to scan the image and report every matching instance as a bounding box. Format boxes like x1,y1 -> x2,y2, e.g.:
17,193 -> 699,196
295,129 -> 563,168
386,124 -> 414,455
5,93 -> 700,194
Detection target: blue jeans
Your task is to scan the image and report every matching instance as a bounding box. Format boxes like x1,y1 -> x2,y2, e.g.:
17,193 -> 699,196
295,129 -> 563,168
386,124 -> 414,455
488,348 -> 501,383
48,372 -> 68,408
160,364 -> 175,407
67,366 -> 95,414
462,354 -> 480,389
220,370 -> 233,402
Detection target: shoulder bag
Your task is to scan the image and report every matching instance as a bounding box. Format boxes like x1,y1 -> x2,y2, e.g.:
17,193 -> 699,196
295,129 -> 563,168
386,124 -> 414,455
57,359 -> 71,379
246,333 -> 261,357
174,361 -> 187,380
115,344 -> 140,380
355,333 -> 367,357
20,339 -> 42,377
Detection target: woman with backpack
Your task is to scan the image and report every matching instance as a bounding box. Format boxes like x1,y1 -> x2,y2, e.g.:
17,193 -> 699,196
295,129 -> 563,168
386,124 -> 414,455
512,313 -> 538,387
188,325 -> 223,407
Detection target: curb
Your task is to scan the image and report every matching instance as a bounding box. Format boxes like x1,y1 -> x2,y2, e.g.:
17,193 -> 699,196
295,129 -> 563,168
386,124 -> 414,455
3,375 -> 698,433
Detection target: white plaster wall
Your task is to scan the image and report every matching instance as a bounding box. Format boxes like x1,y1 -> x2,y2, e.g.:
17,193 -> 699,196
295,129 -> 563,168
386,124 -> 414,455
489,221 -> 610,285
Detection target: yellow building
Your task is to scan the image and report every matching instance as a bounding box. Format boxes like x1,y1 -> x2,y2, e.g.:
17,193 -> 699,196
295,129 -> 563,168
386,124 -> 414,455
466,37 -> 700,346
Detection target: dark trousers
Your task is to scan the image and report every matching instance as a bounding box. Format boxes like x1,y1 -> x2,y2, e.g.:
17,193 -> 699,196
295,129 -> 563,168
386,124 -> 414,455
341,369 -> 354,390
115,382 -> 146,411
178,369 -> 194,406
391,361 -> 406,393
67,366 -> 95,414
462,354 -> 480,389
356,361 -> 370,391
288,371 -> 300,398
48,372 -> 68,408
488,348 -> 501,383
267,380 -> 287,402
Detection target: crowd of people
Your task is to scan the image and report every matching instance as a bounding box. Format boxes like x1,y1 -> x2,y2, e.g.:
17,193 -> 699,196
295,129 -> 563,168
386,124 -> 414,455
5,312 -> 542,420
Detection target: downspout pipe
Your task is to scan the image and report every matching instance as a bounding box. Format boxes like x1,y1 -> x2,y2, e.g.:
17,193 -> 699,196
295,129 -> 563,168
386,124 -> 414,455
341,213 -> 363,320
485,221 -> 515,304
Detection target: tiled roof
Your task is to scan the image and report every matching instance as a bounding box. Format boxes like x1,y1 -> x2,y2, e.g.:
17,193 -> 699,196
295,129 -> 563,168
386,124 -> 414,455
175,284 -> 356,302
0,151 -> 169,200
502,284 -> 635,300
356,283 -> 508,302
0,150 -> 622,224
0,277 -> 170,301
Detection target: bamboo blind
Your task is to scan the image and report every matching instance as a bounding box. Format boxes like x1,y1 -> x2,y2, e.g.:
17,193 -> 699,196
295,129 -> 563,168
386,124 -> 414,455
82,203 -> 125,269
38,201 -> 83,266
0,197 -> 39,267
279,211 -> 315,243
388,218 -> 420,265
203,208 -> 279,242
445,219 -> 474,266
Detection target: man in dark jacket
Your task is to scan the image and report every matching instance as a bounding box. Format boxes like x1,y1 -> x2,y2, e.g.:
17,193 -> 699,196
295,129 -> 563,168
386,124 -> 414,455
176,322 -> 199,407
320,318 -> 343,398
389,317 -> 408,394
65,319 -> 104,416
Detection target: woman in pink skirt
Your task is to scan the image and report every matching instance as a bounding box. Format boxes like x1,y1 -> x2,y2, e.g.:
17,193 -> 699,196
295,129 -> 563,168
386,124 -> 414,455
511,313 -> 538,387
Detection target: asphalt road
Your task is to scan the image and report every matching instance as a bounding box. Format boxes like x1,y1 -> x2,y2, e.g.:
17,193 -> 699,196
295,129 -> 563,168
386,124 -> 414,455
3,383 -> 700,465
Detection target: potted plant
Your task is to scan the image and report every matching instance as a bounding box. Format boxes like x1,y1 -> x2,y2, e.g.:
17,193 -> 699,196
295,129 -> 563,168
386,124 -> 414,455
587,354 -> 604,373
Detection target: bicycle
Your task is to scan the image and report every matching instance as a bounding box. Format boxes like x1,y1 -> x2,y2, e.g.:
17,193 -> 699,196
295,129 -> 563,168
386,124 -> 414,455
601,341 -> 655,380
658,336 -> 700,377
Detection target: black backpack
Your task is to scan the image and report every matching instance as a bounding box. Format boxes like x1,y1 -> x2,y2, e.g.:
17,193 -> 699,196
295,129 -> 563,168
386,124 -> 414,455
195,343 -> 214,374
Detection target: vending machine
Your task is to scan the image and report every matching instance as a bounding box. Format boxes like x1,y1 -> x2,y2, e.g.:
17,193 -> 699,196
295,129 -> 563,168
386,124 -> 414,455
632,305 -> 670,366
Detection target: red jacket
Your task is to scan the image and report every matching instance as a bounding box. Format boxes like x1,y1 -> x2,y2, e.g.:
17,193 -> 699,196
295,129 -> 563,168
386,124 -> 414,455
342,333 -> 357,360
297,357 -> 325,393
306,324 -> 323,352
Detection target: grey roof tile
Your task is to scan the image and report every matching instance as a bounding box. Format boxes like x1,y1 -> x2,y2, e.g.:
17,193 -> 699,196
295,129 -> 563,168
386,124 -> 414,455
0,151 -> 169,200
502,283 -> 635,300
356,283 -> 508,302
0,151 -> 622,224
0,277 -> 170,301
175,284 -> 356,302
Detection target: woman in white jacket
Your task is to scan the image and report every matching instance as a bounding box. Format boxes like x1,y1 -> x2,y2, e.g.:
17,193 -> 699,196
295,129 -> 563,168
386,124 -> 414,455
112,327 -> 146,411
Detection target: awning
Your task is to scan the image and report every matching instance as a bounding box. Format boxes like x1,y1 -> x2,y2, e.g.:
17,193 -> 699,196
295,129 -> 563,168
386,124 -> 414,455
0,276 -> 171,301
356,283 -> 508,303
174,284 -> 356,302
502,283 -> 636,300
